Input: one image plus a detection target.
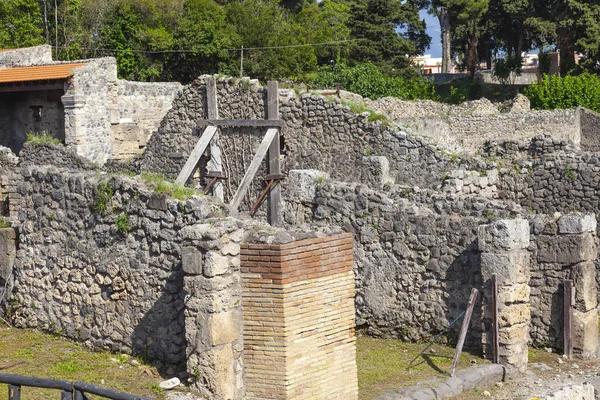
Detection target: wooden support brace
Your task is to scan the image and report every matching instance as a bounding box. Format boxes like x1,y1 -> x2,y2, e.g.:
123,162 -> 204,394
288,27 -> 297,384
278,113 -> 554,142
8,384 -> 20,400
206,76 -> 223,201
196,119 -> 285,127
230,128 -> 277,212
450,288 -> 478,377
491,274 -> 499,364
175,126 -> 218,186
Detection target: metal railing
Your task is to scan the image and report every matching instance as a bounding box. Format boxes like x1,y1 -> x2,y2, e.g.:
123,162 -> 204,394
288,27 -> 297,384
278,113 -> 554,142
0,374 -> 153,400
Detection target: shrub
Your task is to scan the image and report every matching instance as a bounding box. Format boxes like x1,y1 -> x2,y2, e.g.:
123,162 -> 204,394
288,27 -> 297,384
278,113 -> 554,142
93,181 -> 115,215
26,131 -> 62,145
524,73 -> 600,112
308,62 -> 438,101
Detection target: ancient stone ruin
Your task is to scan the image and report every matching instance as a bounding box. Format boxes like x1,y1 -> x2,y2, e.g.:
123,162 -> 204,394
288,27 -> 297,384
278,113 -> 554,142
1,46 -> 600,399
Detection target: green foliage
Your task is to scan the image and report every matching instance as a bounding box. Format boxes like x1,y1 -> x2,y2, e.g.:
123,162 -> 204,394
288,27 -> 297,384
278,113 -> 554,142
493,55 -> 523,86
0,221 -> 11,228
444,86 -> 466,105
524,73 -> 600,113
26,131 -> 62,145
310,63 -> 437,101
114,213 -> 131,234
140,172 -> 197,200
0,0 -> 44,49
564,166 -> 576,181
93,181 -> 115,215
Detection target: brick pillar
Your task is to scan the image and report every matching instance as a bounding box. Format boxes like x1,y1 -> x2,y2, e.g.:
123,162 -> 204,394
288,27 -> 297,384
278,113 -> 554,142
241,232 -> 358,400
557,214 -> 598,359
479,219 -> 530,374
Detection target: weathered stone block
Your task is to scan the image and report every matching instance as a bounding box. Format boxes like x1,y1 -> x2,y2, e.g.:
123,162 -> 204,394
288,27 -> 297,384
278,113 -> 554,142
287,170 -> 330,203
557,213 -> 597,234
498,342 -> 528,373
572,309 -> 599,360
536,233 -> 595,264
481,251 -> 530,285
182,246 -> 203,275
497,284 -> 530,305
0,228 -> 16,281
199,344 -> 235,400
204,251 -> 230,278
499,323 -> 529,344
361,156 -> 390,188
181,223 -> 220,240
478,219 -> 530,252
498,304 -> 530,328
571,262 -> 597,312
209,309 -> 242,346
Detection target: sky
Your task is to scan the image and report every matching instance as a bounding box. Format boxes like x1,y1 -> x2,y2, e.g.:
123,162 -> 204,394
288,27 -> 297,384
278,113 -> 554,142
420,10 -> 442,58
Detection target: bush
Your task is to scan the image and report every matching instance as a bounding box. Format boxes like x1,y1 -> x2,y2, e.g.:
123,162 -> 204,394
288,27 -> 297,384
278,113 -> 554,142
26,131 -> 62,145
524,73 -> 600,112
308,62 -> 438,101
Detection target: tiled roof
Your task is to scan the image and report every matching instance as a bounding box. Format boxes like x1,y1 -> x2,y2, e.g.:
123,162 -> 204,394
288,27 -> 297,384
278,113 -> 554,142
0,63 -> 86,84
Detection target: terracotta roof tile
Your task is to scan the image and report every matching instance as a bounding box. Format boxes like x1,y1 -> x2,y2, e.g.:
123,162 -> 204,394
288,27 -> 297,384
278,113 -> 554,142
0,63 -> 86,84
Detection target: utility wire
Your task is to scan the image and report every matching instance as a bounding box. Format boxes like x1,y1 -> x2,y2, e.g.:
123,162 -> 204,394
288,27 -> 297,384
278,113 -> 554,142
57,38 -> 363,55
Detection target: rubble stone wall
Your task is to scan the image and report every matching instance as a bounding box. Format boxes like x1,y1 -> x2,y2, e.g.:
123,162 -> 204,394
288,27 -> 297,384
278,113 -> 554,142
0,45 -> 53,67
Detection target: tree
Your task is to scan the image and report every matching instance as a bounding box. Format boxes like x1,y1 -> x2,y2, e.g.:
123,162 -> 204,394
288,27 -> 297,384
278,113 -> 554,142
0,0 -> 44,49
345,0 -> 430,75
447,0 -> 489,78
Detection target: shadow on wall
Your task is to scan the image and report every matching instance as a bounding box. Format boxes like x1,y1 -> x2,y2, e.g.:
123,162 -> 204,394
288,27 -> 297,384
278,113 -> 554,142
131,268 -> 187,376
443,240 -> 484,353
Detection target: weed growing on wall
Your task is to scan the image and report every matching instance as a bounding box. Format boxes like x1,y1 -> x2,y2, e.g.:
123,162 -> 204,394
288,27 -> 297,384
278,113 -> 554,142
93,181 -> 115,215
26,131 -> 62,145
114,213 -> 131,234
140,172 -> 198,200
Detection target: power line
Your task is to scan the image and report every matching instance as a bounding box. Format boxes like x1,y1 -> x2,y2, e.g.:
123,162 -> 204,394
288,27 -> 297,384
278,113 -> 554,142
58,39 -> 362,55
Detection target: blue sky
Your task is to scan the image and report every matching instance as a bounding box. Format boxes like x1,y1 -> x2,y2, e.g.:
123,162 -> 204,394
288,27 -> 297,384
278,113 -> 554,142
420,10 -> 442,58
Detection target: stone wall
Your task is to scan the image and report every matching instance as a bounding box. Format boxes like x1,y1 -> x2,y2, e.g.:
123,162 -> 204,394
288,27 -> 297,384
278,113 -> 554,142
0,147 -> 18,217
140,77 -> 460,204
0,45 -> 53,67
283,171 -> 524,342
580,108 -> 600,152
7,164 -> 228,371
62,59 -> 117,164
112,81 -> 182,160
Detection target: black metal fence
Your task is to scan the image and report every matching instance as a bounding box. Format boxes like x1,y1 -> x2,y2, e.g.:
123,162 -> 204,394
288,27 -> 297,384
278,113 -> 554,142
0,374 -> 153,400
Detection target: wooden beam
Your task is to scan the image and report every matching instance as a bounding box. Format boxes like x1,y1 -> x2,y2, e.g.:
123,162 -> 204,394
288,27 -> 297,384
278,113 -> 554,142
175,126 -> 218,186
450,288 -> 478,377
267,81 -> 281,226
230,128 -> 277,212
0,82 -> 65,93
491,274 -> 499,364
564,279 -> 574,359
196,119 -> 285,128
206,76 -> 223,201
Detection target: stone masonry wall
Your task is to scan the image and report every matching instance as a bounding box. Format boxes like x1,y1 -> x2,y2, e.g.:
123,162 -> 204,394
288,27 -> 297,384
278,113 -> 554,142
62,58 -> 117,164
112,81 -> 182,160
7,164 -> 229,371
283,172 -> 524,342
140,76 -> 460,201
241,231 -> 357,400
580,108 -> 600,152
0,45 -> 53,67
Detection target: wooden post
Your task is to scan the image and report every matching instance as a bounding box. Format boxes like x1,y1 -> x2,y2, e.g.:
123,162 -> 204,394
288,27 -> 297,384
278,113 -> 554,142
564,279 -> 574,359
267,81 -> 281,226
491,274 -> 499,364
450,288 -> 478,377
8,384 -> 20,400
206,76 -> 223,201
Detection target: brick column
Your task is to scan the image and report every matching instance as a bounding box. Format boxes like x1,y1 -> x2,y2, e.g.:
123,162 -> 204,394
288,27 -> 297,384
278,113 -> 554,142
557,214 -> 598,359
241,232 -> 358,400
479,219 -> 530,374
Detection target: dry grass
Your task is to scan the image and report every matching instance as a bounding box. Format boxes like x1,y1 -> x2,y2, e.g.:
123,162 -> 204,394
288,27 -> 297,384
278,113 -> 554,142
357,335 -> 490,399
0,325 -> 185,399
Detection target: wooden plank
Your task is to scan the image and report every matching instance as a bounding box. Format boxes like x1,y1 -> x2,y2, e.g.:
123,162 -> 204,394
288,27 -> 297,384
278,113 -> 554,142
196,119 -> 285,127
267,81 -> 281,226
450,288 -> 478,377
491,274 -> 499,364
206,76 -> 223,201
564,279 -> 574,359
230,128 -> 277,212
175,126 -> 217,186
8,384 -> 20,400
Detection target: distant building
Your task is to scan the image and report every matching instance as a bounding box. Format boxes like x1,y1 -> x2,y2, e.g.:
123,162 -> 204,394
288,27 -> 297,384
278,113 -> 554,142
411,54 -> 455,74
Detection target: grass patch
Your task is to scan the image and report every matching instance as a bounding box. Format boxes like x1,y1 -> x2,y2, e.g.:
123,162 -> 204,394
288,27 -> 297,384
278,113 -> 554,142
357,336 -> 490,399
93,181 -> 115,215
26,131 -> 62,145
0,221 -> 11,228
0,325 -> 186,399
140,172 -> 198,200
